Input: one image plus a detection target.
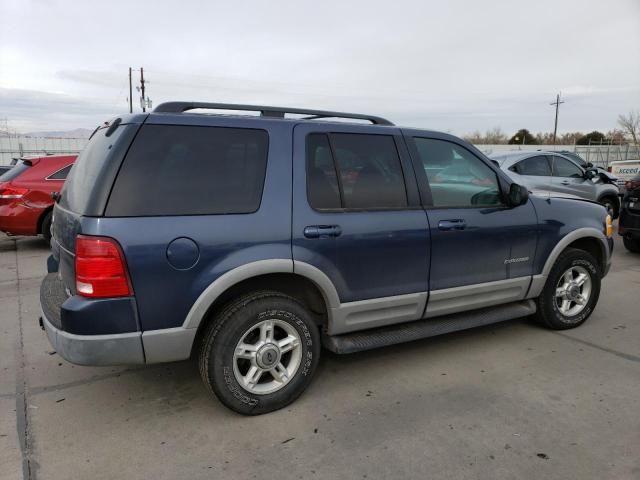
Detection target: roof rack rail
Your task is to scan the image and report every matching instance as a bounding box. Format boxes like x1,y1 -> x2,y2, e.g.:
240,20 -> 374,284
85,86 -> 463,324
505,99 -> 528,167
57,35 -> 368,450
153,102 -> 394,126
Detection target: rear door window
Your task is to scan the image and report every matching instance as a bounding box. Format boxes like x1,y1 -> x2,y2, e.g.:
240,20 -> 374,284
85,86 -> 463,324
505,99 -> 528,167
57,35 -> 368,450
512,155 -> 552,176
106,125 -> 269,216
306,133 -> 407,210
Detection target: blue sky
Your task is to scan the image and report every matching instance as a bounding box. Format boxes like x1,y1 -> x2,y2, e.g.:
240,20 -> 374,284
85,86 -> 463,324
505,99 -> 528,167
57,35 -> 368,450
1,0 -> 639,135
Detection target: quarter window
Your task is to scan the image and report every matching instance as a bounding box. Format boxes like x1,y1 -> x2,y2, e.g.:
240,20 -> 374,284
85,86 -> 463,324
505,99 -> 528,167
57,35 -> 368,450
48,164 -> 73,180
306,133 -> 407,210
106,125 -> 269,216
413,138 -> 503,207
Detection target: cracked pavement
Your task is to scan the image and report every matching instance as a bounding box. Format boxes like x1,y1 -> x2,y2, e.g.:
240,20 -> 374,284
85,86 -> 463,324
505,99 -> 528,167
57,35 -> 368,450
1,232 -> 639,480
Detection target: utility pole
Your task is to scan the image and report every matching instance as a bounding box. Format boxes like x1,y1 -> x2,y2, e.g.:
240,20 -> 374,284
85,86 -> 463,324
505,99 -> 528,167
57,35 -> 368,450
550,93 -> 565,145
140,67 -> 146,112
128,67 -> 133,113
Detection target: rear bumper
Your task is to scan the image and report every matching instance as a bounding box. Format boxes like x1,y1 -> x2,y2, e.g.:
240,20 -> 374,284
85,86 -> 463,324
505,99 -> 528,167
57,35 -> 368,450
39,272 -> 195,365
0,203 -> 41,236
41,309 -> 145,365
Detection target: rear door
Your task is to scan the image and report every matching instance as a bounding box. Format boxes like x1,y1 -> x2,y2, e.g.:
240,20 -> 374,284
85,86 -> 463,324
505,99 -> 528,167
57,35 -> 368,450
292,122 -> 430,334
509,155 -> 553,191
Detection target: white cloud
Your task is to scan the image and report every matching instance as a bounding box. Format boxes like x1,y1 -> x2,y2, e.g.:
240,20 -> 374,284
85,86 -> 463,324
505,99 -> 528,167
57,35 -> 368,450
0,0 -> 639,135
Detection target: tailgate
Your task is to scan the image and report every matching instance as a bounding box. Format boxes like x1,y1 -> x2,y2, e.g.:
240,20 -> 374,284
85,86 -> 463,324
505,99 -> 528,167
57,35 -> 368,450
51,203 -> 83,295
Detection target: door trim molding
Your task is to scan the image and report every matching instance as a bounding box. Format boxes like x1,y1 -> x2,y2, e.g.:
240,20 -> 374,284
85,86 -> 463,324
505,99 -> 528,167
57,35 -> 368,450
425,276 -> 531,318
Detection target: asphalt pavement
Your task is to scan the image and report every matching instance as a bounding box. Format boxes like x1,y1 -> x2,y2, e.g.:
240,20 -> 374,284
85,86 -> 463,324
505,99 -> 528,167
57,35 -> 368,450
1,231 -> 638,480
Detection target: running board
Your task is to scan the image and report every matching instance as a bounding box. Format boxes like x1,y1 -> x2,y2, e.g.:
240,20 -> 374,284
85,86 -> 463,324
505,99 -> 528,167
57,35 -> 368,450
322,300 -> 536,354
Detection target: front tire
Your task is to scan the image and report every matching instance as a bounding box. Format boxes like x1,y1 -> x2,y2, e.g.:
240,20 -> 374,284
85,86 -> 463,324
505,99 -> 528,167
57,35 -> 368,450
199,291 -> 320,415
623,236 -> 640,253
535,248 -> 601,330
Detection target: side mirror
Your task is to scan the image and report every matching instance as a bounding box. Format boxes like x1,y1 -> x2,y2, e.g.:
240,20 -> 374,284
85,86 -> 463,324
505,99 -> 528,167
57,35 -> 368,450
585,168 -> 598,179
508,183 -> 529,207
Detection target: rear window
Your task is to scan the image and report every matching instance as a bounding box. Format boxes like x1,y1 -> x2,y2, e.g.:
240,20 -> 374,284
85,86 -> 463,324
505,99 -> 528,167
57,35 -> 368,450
60,124 -> 135,214
0,161 -> 30,182
106,125 -> 269,216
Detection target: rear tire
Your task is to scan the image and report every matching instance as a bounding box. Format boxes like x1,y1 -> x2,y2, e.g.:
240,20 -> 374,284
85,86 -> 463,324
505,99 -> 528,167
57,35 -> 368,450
623,236 -> 640,253
41,211 -> 52,245
535,248 -> 601,330
198,291 -> 320,415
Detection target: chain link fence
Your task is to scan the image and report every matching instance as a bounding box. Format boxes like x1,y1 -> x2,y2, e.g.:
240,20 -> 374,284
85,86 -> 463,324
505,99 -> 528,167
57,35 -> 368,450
0,136 -> 89,165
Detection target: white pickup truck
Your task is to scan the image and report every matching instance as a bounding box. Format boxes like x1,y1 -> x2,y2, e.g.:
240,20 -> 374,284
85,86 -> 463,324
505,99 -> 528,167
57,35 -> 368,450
609,160 -> 640,192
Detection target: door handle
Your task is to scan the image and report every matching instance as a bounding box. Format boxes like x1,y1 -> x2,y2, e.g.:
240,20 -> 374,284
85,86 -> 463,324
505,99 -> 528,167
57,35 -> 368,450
561,180 -> 570,185
304,225 -> 342,238
438,219 -> 466,231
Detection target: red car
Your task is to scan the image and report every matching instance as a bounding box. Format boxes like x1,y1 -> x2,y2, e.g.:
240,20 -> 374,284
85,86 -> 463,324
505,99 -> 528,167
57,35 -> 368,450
0,155 -> 77,242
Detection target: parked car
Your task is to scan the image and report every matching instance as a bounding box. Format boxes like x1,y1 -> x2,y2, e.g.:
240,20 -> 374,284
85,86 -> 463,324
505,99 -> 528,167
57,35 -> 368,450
40,103 -> 613,415
490,151 -> 621,218
551,150 -> 619,185
609,159 -> 640,193
618,173 -> 640,253
0,155 -> 77,242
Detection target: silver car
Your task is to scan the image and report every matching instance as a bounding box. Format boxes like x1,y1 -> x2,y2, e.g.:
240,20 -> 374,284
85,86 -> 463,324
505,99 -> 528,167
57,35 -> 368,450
490,151 -> 620,218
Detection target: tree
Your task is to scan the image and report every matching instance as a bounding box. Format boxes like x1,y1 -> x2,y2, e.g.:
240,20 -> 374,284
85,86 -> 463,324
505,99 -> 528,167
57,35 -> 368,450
508,129 -> 537,145
558,132 -> 584,145
576,131 -> 607,145
463,127 -> 507,145
618,111 -> 639,145
485,127 -> 507,144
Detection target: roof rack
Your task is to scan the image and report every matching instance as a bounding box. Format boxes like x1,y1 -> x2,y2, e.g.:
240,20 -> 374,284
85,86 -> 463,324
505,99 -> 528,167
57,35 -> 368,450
153,102 -> 394,126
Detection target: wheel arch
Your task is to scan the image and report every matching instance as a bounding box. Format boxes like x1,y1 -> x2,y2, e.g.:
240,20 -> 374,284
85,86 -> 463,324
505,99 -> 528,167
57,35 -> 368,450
37,206 -> 53,234
184,260 -> 339,345
528,228 -> 609,298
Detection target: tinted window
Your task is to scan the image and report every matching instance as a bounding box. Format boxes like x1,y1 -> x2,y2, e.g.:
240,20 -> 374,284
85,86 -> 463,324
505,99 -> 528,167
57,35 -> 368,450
306,133 -> 407,210
60,124 -> 135,214
306,133 -> 341,209
106,125 -> 268,216
413,138 -> 503,207
560,151 -> 587,167
0,161 -> 30,182
330,134 -> 407,209
48,164 -> 73,180
513,155 -> 551,176
550,156 -> 583,178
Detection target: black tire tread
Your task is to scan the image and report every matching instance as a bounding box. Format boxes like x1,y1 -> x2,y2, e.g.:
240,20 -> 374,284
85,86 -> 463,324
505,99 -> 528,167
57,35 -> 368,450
623,236 -> 640,253
198,290 -> 311,413
535,247 -> 600,330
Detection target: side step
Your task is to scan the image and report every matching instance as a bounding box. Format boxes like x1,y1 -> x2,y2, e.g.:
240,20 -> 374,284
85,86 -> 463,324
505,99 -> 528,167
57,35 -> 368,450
322,300 -> 536,354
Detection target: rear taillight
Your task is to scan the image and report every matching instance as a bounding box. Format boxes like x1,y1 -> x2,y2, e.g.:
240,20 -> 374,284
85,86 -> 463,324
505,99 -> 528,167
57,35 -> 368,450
607,166 -> 612,172
0,185 -> 29,199
75,235 -> 132,298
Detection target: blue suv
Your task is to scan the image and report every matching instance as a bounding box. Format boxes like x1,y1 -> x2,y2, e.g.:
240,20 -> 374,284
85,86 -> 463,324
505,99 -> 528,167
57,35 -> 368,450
40,102 -> 614,414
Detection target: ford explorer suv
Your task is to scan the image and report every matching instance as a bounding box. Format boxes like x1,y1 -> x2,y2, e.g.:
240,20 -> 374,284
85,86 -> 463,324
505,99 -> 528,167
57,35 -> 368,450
40,102 -> 613,415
